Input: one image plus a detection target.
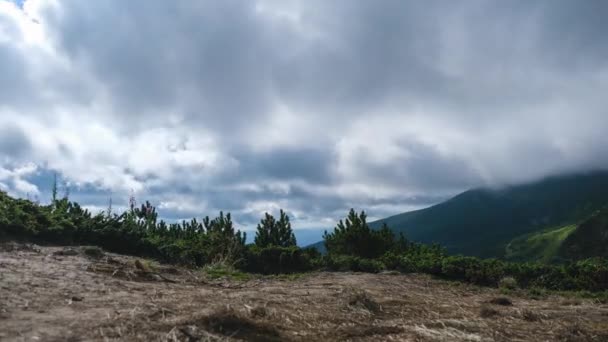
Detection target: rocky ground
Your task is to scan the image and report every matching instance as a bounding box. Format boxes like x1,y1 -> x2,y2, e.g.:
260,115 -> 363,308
1,242 -> 608,341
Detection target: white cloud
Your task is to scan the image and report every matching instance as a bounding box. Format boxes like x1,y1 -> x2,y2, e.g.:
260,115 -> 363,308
1,0 -> 608,228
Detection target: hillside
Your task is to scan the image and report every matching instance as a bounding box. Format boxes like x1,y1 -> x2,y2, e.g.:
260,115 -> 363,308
505,224 -> 577,263
504,205 -> 608,263
2,242 -> 607,341
312,171 -> 608,259
559,207 -> 608,260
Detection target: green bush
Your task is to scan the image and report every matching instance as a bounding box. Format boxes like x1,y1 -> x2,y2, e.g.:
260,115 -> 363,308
243,245 -> 312,274
323,255 -> 385,273
498,276 -> 518,290
254,210 -> 296,248
323,209 -> 408,259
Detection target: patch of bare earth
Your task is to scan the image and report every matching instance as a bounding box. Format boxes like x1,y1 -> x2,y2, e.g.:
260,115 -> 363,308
1,243 -> 608,341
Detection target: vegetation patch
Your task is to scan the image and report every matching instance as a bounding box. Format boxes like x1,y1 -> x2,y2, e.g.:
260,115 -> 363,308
479,306 -> 500,318
2,190 -> 608,293
346,289 -> 381,313
505,224 -> 577,263
489,297 -> 513,306
203,263 -> 252,281
499,276 -> 518,290
81,246 -> 104,259
520,309 -> 543,322
198,308 -> 283,342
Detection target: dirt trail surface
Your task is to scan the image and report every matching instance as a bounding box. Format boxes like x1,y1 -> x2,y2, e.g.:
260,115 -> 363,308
1,243 -> 608,342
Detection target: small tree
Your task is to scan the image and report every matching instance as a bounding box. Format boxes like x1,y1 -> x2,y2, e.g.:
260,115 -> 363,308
51,172 -> 58,208
106,197 -> 113,219
203,211 -> 247,264
323,209 -> 407,259
254,209 -> 297,248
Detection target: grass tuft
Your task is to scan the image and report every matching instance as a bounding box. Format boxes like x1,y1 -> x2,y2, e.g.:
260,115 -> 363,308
81,246 -> 104,259
199,307 -> 282,342
489,297 -> 513,306
347,289 -> 381,313
479,306 -> 499,318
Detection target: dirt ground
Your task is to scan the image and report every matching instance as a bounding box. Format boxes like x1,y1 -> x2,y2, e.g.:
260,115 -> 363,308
1,243 -> 608,341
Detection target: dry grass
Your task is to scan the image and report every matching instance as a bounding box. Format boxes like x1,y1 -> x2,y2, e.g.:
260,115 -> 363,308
520,308 -> 543,322
479,306 -> 500,318
1,243 -> 608,341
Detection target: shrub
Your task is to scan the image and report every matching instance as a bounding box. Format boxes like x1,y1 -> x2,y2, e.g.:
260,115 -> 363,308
499,276 -> 518,290
527,287 -> 548,300
323,255 -> 385,273
81,246 -> 104,259
243,245 -> 312,274
323,209 -> 408,259
346,289 -> 380,313
489,297 -> 513,306
479,306 -> 499,318
441,256 -> 482,282
254,210 -> 296,248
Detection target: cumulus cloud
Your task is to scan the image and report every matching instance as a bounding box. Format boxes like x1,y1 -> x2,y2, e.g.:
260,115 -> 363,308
1,0 -> 608,230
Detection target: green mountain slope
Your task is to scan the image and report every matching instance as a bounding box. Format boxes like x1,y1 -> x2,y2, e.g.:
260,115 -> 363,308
559,207 -> 608,260
364,171 -> 608,258
505,224 -> 577,263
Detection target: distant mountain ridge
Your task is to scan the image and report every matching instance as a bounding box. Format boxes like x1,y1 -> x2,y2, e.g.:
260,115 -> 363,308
311,170 -> 608,260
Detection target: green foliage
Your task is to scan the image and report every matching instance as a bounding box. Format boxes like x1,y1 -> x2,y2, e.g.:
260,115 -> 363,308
0,190 -> 246,266
2,189 -> 608,292
202,212 -> 247,264
244,245 -> 313,274
498,276 -> 518,290
560,207 -> 608,260
51,173 -> 58,205
505,224 -> 576,263
323,209 -> 408,259
323,255 -> 385,273
254,210 -> 296,248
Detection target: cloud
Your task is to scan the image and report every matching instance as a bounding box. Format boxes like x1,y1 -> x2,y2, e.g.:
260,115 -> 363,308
1,0 -> 607,230
0,163 -> 39,197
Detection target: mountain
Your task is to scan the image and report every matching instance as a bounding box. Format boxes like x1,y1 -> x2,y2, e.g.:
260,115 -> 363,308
311,171 -> 608,259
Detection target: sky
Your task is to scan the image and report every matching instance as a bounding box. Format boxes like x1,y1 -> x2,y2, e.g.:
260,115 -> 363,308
1,0 -> 608,242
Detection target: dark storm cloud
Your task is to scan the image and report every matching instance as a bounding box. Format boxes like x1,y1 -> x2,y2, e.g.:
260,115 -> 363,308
228,147 -> 335,184
353,139 -> 484,191
1,0 -> 608,227
532,0 -> 608,68
273,1 -> 446,113
40,0 -> 282,129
